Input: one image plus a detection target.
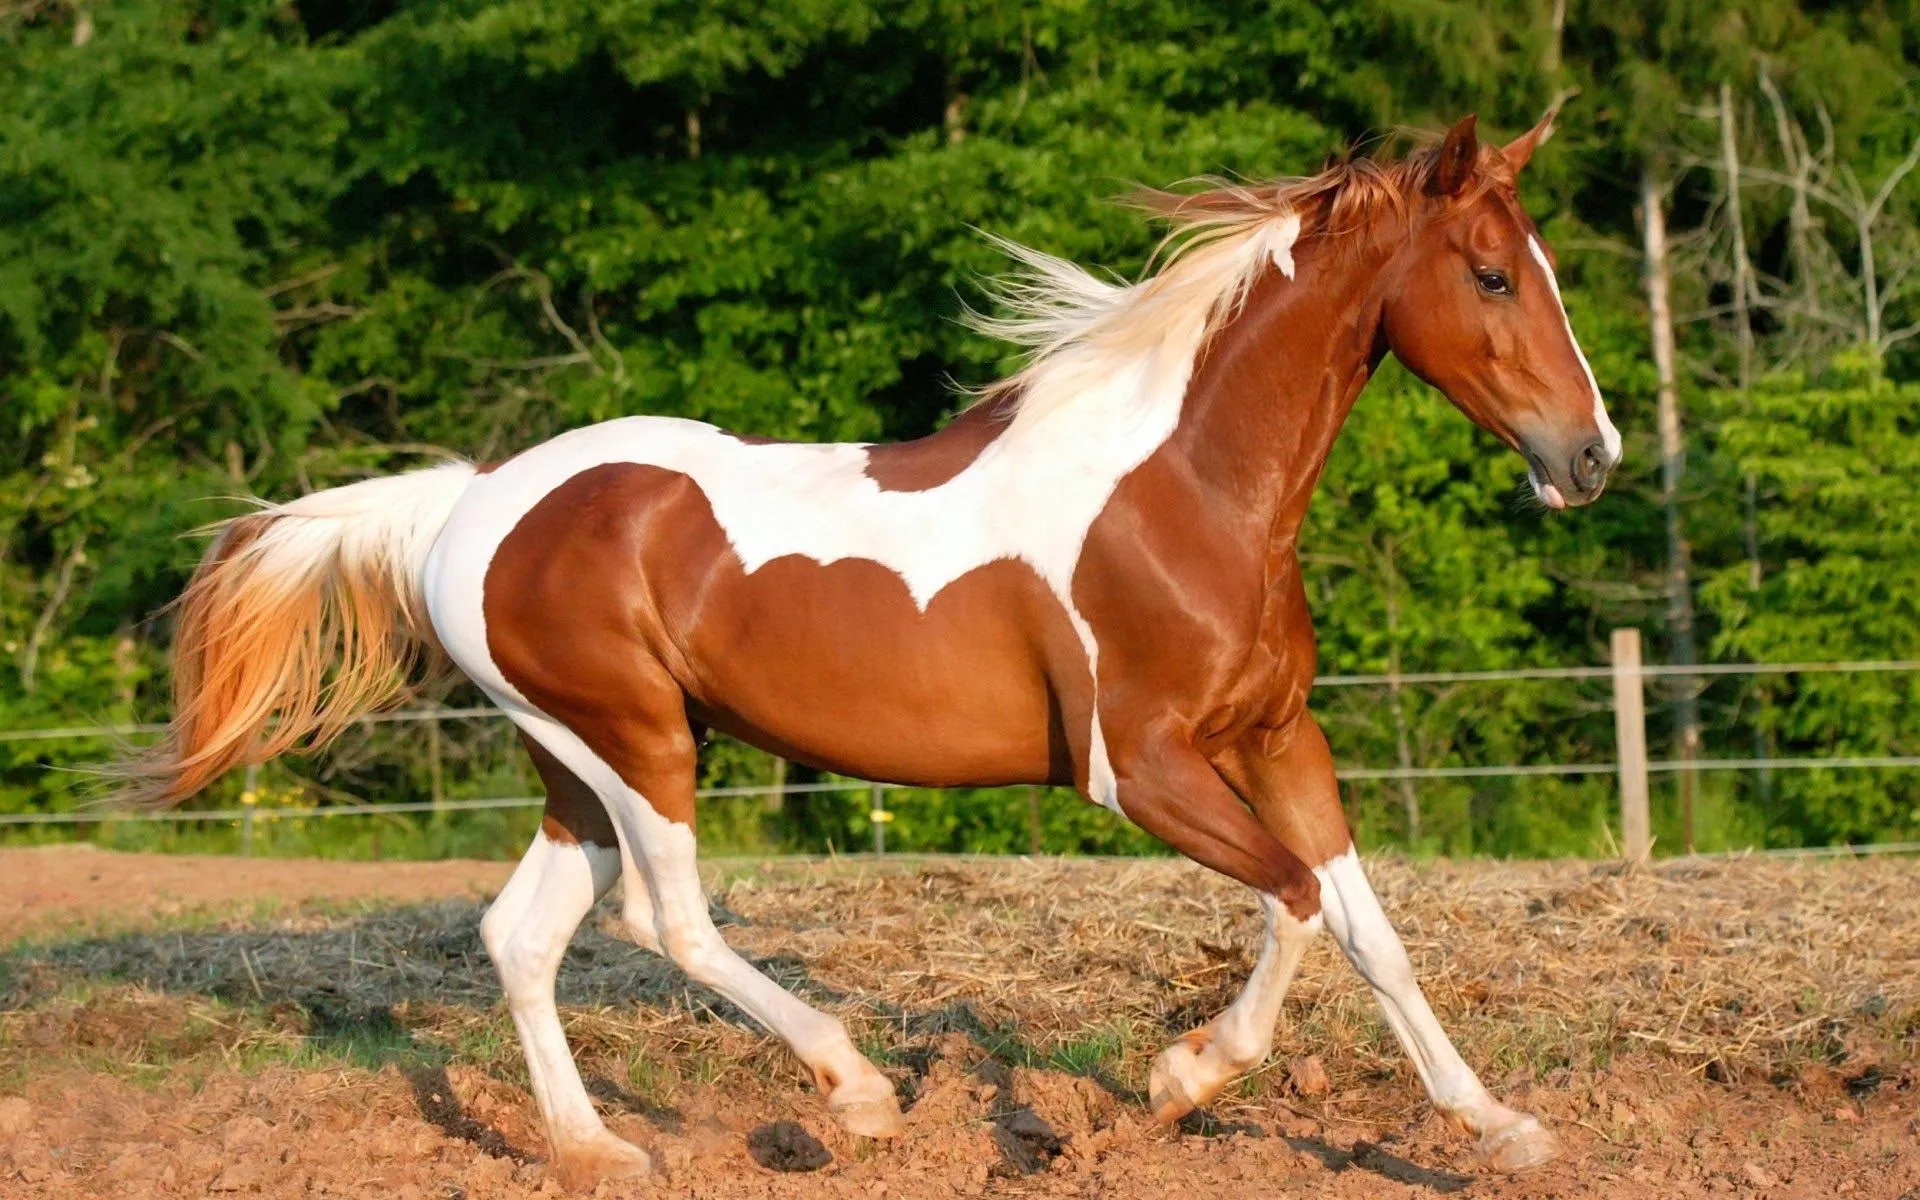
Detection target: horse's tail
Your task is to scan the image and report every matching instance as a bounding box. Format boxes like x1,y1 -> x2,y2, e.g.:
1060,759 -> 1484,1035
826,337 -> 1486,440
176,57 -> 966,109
116,462 -> 478,808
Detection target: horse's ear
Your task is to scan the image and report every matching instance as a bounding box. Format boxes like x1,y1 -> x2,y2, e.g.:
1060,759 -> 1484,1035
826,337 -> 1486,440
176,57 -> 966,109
1430,114 -> 1480,197
1502,93 -> 1573,174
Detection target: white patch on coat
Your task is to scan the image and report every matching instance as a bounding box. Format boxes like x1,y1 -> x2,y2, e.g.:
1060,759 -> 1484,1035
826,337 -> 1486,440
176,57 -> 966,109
1526,236 -> 1622,462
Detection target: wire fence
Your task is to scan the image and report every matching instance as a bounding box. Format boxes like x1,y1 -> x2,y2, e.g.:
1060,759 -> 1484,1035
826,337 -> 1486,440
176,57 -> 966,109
4,640 -> 1918,859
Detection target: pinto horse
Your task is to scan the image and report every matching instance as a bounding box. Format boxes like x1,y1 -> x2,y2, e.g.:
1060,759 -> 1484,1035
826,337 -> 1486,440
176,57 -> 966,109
125,111 -> 1618,1185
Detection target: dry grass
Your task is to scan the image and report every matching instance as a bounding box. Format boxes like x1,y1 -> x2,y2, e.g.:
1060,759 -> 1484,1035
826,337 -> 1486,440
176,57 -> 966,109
3,855 -> 1914,1121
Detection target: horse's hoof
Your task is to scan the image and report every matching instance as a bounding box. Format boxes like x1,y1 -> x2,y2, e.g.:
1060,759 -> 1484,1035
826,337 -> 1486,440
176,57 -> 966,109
1478,1114 -> 1560,1173
551,1132 -> 653,1191
1147,1040 -> 1206,1124
830,1094 -> 905,1139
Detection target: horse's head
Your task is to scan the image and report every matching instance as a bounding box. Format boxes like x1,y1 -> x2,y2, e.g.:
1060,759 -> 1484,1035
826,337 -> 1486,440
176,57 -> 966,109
1381,111 -> 1621,509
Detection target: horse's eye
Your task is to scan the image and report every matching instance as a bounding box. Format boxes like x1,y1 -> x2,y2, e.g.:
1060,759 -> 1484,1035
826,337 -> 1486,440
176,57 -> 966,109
1475,269 -> 1512,296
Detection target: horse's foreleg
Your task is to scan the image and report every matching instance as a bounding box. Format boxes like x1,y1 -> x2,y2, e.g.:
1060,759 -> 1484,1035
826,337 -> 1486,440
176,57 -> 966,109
1148,892 -> 1318,1122
1222,717 -> 1559,1172
1314,847 -> 1556,1168
1103,733 -> 1325,1120
479,832 -> 652,1188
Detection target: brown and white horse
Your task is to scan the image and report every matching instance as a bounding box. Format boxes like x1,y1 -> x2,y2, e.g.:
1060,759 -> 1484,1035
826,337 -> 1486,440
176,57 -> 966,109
125,112 -> 1617,1185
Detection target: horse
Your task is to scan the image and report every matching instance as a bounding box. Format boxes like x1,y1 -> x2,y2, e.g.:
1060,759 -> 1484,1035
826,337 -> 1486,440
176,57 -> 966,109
121,109 -> 1618,1186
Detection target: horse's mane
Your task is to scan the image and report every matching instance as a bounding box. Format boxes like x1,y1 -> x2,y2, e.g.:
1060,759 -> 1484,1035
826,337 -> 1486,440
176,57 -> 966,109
969,140 -> 1500,429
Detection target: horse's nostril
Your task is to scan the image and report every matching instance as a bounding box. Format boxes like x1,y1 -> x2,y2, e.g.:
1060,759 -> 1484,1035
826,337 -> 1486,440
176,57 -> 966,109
1570,441 -> 1608,493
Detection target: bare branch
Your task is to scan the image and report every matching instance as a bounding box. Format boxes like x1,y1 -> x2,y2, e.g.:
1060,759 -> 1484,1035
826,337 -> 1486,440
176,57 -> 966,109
263,263 -> 343,298
1867,136 -> 1920,223
19,535 -> 88,695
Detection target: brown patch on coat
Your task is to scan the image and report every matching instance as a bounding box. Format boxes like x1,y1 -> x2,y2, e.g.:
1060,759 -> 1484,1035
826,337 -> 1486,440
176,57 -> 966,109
862,390 -> 1018,492
522,732 -> 618,847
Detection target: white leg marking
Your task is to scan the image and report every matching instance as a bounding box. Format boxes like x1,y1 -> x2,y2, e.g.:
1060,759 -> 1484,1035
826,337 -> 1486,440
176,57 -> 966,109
1314,850 -> 1557,1169
612,837 -> 664,955
512,714 -> 902,1136
1206,898 -> 1321,1069
479,833 -> 634,1155
1150,895 -> 1320,1119
1314,850 -> 1488,1111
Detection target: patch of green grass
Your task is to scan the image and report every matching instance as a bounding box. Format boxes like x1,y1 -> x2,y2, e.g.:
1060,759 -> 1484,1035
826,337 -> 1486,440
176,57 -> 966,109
973,1019 -> 1144,1088
1471,1008 -> 1618,1078
448,1012 -> 519,1071
855,1034 -> 907,1067
0,972 -> 474,1088
623,1049 -> 680,1107
1045,1025 -> 1131,1077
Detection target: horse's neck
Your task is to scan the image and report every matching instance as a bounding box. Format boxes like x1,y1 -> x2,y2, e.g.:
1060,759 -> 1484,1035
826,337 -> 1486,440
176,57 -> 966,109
1167,239 -> 1392,549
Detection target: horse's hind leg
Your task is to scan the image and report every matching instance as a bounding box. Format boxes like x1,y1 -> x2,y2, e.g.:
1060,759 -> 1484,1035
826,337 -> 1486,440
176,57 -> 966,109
479,823 -> 651,1187
515,700 -> 905,1140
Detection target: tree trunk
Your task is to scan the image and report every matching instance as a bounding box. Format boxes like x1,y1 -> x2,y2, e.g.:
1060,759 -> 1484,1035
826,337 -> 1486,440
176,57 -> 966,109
1640,168 -> 1703,852
1541,0 -> 1566,83
1718,81 -> 1772,808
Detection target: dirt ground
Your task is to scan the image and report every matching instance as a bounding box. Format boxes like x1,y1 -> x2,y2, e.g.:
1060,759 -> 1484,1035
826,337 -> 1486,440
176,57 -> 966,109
0,844 -> 514,944
2,846 -> 1917,1199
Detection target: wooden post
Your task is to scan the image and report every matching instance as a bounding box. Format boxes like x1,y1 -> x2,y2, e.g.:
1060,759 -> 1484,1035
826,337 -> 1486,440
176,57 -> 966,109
869,783 -> 888,855
427,712 -> 445,825
765,756 -> 786,813
1611,628 -> 1651,863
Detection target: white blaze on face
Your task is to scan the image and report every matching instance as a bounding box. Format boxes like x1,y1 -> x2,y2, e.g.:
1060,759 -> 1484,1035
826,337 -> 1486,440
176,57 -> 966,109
1526,236 -> 1622,463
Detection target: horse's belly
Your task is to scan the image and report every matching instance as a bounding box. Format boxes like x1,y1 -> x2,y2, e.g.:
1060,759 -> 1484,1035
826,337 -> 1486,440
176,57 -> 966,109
670,554 -> 1088,788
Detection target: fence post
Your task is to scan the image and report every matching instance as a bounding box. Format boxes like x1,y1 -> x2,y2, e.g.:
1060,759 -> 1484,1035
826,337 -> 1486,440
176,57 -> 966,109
240,761 -> 259,857
766,756 -> 787,814
427,710 -> 445,825
869,783 -> 888,854
1610,628 -> 1651,863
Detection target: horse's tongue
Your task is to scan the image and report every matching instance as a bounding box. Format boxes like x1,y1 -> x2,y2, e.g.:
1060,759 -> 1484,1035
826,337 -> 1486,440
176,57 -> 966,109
1542,483 -> 1567,510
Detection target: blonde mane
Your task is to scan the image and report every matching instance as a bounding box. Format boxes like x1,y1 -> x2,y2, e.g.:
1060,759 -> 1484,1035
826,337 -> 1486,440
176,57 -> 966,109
969,148 -> 1454,429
